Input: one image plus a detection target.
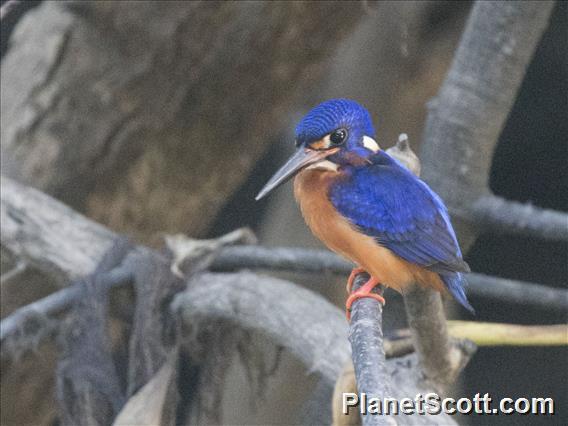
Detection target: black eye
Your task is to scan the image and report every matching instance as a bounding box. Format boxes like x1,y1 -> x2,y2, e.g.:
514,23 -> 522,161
329,128 -> 347,145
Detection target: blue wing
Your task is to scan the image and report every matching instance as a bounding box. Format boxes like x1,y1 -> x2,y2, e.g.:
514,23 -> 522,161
329,151 -> 470,275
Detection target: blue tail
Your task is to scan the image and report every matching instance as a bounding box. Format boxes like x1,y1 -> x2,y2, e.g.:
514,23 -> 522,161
440,272 -> 475,314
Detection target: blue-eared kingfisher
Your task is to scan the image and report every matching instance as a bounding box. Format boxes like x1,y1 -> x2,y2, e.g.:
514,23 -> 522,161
256,99 -> 473,318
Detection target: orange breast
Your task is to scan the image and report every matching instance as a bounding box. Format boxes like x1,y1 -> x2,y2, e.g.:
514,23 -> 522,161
293,169 -> 444,294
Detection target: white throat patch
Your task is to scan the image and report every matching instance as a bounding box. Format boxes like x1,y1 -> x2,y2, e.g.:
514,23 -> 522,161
362,136 -> 380,152
306,160 -> 339,172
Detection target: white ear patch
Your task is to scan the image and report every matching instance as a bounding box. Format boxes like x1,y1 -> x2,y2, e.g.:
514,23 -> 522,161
306,160 -> 339,172
362,136 -> 380,152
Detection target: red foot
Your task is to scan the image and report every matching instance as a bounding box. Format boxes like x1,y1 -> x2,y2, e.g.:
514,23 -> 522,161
346,267 -> 366,294
345,275 -> 385,321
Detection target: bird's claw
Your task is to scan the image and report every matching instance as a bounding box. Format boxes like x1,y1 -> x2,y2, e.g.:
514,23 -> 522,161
346,267 -> 366,294
345,273 -> 385,321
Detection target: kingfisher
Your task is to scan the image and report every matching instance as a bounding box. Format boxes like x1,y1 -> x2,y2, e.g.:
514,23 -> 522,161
256,99 -> 473,318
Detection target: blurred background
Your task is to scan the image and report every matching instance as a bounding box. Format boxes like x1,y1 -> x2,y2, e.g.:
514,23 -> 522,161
1,1 -> 566,425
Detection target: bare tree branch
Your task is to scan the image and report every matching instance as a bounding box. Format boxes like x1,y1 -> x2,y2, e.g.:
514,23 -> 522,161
172,272 -> 349,383
465,272 -> 567,312
0,264 -> 132,358
403,286 -> 463,390
0,0 -> 22,21
212,246 -> 567,313
56,240 -> 132,426
1,183 -> 468,424
2,175 -> 565,340
0,1 -> 365,240
420,1 -> 555,234
472,195 -> 568,242
406,0 -> 556,390
1,176 -> 114,282
347,273 -> 392,426
173,272 -> 462,425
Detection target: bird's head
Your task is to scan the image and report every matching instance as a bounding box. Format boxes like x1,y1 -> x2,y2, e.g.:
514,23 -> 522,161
256,99 -> 379,200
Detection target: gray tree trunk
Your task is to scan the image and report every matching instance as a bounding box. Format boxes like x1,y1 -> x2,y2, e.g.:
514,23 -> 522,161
0,2 -> 366,424
1,0 -> 364,240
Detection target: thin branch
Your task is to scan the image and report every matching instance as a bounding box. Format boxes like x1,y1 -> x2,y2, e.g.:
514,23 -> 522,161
4,176 -> 565,316
472,195 -> 568,242
213,247 -> 568,314
0,0 -> 21,21
172,271 -> 349,383
419,1 -> 556,224
407,0 -> 556,390
0,265 -> 132,354
173,272 -> 461,425
0,262 -> 463,423
447,321 -> 568,346
0,259 -> 27,284
403,286 -> 463,390
465,272 -> 567,313
1,176 -> 115,282
213,245 -> 351,275
347,273 -> 392,426
392,321 -> 568,347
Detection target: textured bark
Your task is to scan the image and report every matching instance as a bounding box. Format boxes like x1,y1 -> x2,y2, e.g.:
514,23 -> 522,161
347,273 -> 391,426
173,272 -> 349,384
1,177 -> 114,282
3,175 -> 565,336
56,241 -> 131,426
1,178 -> 471,425
405,0 -> 555,392
472,195 -> 568,242
404,287 -> 464,390
173,273 -> 465,425
0,0 -> 364,240
420,0 -> 555,248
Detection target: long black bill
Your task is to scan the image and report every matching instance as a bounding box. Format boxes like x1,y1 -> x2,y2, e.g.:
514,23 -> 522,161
255,148 -> 337,200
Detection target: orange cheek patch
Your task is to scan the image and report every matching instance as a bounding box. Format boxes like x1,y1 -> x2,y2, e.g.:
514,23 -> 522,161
308,138 -> 329,150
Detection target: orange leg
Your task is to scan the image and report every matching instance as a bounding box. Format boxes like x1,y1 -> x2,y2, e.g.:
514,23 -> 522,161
345,274 -> 386,321
346,267 -> 366,294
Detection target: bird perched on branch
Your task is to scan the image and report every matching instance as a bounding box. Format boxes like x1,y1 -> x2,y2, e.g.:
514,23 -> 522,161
256,99 -> 473,318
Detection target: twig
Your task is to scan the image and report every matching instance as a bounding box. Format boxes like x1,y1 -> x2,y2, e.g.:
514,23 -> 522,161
212,246 -> 568,314
472,195 -> 568,242
392,321 -> 568,347
403,286 -> 462,390
447,321 -> 568,346
419,1 -> 556,226
347,273 -> 392,426
465,272 -> 567,312
172,271 -> 349,383
0,259 -> 27,284
2,243 -> 566,355
407,0 -> 556,390
0,265 -> 132,351
4,176 -> 565,314
174,272 -> 461,425
1,176 -> 115,282
213,245 -> 351,275
56,240 -> 131,426
0,0 -> 21,21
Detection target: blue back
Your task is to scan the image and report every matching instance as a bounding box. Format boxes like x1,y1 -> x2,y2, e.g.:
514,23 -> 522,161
330,150 -> 473,311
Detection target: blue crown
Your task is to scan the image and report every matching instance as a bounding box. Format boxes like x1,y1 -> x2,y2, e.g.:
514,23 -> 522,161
295,99 -> 375,143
